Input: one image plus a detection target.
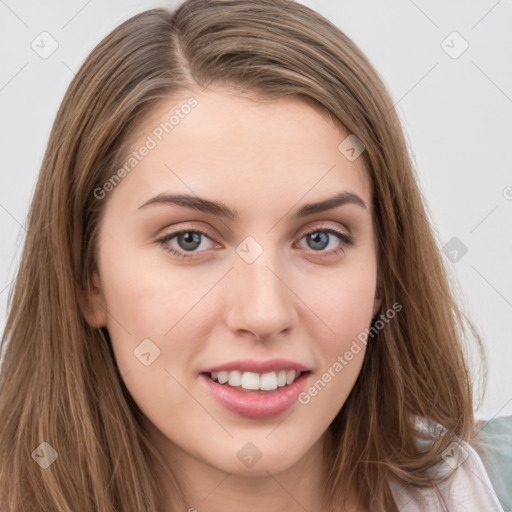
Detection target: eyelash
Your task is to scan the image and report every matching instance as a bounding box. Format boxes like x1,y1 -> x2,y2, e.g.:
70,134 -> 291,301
155,225 -> 355,260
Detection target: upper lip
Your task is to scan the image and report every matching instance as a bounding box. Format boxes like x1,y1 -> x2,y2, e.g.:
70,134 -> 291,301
201,358 -> 311,374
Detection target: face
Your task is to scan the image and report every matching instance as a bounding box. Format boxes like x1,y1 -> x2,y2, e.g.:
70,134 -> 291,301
85,87 -> 381,481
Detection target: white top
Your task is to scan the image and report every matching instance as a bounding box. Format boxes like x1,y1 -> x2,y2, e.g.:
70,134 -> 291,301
389,439 -> 504,511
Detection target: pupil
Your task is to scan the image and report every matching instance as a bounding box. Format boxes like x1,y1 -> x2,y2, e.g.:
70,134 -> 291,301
179,232 -> 201,251
309,232 -> 328,250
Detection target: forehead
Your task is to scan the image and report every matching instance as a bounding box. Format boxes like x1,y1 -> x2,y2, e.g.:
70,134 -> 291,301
112,87 -> 371,213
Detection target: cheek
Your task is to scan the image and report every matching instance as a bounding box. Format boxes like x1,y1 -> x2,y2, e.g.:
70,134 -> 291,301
303,257 -> 377,344
98,260 -> 208,422
99,235 -> 208,337
328,280 -> 375,344
97,241 -> 221,384
297,294 -> 373,422
299,258 -> 376,404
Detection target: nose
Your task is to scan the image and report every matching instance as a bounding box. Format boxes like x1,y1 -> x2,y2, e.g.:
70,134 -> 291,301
224,246 -> 298,341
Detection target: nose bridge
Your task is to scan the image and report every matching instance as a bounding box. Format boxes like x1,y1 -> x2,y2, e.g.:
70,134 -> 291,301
225,235 -> 297,338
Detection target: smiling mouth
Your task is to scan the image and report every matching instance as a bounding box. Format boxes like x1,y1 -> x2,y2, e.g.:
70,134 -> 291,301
203,369 -> 308,393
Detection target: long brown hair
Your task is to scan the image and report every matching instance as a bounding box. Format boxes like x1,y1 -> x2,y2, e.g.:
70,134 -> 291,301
0,1 -> 488,510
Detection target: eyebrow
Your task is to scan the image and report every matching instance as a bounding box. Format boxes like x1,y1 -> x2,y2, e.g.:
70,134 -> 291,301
137,191 -> 367,219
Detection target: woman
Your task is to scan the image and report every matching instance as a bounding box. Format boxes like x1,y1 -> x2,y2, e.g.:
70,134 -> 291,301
0,0 -> 505,510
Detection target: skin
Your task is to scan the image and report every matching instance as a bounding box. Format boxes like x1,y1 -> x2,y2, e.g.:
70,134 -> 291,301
84,87 -> 380,512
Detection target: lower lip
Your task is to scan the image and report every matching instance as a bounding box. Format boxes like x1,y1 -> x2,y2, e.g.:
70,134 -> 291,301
199,372 -> 309,419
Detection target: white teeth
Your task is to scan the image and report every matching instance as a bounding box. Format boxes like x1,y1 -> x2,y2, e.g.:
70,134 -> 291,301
241,372 -> 260,390
260,372 -> 278,391
209,369 -> 302,390
228,370 -> 242,387
217,371 -> 228,384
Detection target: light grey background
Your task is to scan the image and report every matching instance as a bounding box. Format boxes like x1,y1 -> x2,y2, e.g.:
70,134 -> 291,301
1,0 -> 511,420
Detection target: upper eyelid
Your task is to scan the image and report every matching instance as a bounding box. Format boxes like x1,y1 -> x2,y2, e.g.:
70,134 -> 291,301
159,221 -> 350,240
158,222 -> 352,249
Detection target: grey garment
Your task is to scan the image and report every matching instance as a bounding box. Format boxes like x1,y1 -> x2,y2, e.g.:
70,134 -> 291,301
477,415 -> 512,512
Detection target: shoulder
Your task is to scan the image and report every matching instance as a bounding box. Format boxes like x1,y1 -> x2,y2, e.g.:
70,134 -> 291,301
390,418 -> 506,511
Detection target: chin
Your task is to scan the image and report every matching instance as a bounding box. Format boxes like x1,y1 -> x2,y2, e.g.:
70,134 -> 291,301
203,435 -> 315,477
218,454 -> 299,477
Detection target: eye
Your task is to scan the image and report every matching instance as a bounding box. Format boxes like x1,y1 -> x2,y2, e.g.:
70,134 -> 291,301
156,225 -> 355,260
296,227 -> 354,259
156,229 -> 219,259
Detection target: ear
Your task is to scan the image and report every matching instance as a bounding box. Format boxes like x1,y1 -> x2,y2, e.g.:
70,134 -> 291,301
79,271 -> 108,328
